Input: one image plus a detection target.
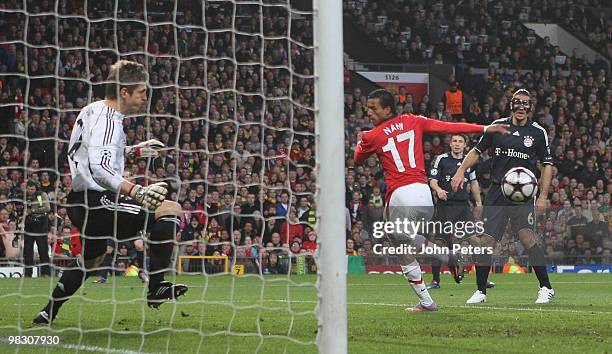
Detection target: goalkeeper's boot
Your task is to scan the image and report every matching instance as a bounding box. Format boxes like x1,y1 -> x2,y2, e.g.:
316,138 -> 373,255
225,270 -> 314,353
147,281 -> 188,309
535,287 -> 555,304
486,280 -> 495,288
33,307 -> 58,325
466,290 -> 487,304
448,253 -> 465,284
406,302 -> 438,313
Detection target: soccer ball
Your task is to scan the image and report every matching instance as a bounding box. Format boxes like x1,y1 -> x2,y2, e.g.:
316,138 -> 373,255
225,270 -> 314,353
501,167 -> 538,203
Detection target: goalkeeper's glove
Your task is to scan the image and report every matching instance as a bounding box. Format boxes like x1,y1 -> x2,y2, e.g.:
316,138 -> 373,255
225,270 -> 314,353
130,182 -> 168,210
126,139 -> 165,158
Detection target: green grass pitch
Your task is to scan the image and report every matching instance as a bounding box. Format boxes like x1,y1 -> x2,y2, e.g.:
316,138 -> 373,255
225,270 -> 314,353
1,273 -> 611,353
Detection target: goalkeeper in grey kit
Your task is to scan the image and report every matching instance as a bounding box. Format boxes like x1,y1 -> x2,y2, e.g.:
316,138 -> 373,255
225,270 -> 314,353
34,60 -> 187,324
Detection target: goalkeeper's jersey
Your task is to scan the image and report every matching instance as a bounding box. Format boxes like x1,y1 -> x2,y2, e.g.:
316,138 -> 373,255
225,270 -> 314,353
67,100 -> 127,193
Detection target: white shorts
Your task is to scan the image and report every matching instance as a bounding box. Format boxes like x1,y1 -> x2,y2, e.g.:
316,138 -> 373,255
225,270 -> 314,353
387,183 -> 434,226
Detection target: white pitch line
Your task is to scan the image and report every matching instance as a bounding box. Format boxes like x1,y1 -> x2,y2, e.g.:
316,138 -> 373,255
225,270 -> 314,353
444,304 -> 612,314
263,299 -> 612,315
0,338 -> 159,354
11,300 -> 612,315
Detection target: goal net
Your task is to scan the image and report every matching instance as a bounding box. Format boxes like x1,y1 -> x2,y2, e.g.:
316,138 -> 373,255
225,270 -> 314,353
0,0 -> 346,352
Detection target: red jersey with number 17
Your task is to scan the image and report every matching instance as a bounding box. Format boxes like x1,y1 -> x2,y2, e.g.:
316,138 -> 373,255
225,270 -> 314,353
354,114 -> 486,201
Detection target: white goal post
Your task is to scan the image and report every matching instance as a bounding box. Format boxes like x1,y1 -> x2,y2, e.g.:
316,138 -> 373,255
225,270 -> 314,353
314,0 -> 348,353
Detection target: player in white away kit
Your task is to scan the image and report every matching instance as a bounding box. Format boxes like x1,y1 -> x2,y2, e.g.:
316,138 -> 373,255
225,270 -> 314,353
34,60 -> 187,324
354,89 -> 508,312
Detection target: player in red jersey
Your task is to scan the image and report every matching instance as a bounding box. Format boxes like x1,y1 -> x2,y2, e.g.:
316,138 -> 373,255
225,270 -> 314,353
354,89 -> 508,312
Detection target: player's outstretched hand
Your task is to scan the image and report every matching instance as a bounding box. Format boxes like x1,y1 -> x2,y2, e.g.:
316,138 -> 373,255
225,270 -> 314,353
127,139 -> 165,158
484,124 -> 510,135
450,171 -> 464,192
131,182 -> 168,210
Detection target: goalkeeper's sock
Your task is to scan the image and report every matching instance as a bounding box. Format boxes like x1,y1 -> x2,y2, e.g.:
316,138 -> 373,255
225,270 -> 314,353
431,260 -> 441,283
401,260 -> 434,306
475,254 -> 492,294
44,259 -> 94,318
136,250 -> 144,269
148,217 -> 179,288
526,244 -> 552,289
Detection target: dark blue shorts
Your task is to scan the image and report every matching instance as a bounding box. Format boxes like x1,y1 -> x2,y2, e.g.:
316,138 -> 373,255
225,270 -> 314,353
482,184 -> 535,241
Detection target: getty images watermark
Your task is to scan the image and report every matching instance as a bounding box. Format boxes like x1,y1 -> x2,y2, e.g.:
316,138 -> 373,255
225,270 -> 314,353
371,218 -> 493,256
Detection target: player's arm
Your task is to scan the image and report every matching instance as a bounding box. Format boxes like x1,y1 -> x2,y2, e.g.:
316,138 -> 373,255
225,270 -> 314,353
467,168 -> 482,205
125,139 -> 165,158
536,164 -> 552,211
429,155 -> 448,200
469,180 -> 482,206
88,118 -> 167,209
420,115 -> 509,135
354,130 -> 376,165
88,118 -> 128,194
535,128 -> 554,213
451,149 -> 480,192
430,179 -> 448,201
451,128 -> 492,192
469,170 -> 483,219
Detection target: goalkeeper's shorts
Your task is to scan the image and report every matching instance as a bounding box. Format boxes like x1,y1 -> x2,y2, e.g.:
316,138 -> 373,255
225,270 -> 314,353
66,190 -> 156,241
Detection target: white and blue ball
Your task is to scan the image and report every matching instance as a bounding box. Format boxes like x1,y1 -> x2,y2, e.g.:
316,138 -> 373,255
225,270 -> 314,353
502,167 -> 538,203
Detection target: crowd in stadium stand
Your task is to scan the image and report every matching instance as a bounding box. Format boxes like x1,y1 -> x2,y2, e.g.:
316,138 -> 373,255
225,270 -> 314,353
346,0 -> 611,68
0,0 -> 610,275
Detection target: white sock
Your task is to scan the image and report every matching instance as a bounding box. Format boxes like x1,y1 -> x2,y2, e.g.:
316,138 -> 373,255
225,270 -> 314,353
401,260 -> 434,306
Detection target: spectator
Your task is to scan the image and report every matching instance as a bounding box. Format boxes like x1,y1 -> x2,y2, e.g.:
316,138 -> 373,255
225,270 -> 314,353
0,208 -> 19,258
290,241 -> 302,255
280,207 -> 303,244
267,232 -> 283,249
183,216 -> 202,242
302,230 -> 317,254
275,191 -> 290,217
348,191 -> 363,223
53,226 -> 81,257
346,238 -> 358,256
585,209 -> 609,248
263,252 -> 288,274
